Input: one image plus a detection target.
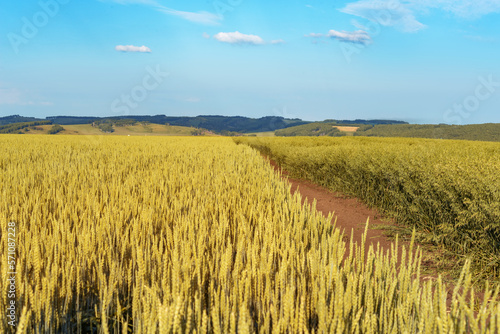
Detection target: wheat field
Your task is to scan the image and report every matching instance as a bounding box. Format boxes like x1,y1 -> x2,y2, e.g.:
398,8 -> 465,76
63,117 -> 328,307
235,136 -> 500,282
1,135 -> 500,333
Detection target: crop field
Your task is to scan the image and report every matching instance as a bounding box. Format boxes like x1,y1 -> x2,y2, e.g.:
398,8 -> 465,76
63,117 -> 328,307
235,136 -> 500,281
1,135 -> 500,333
19,124 -> 198,136
333,126 -> 359,133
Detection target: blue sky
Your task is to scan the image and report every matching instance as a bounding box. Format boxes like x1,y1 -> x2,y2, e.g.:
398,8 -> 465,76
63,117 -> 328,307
0,0 -> 499,124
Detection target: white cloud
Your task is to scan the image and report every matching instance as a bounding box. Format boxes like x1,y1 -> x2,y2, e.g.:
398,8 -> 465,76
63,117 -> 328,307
115,45 -> 152,52
157,8 -> 222,25
341,1 -> 426,32
327,30 -> 372,44
103,0 -> 222,25
213,31 -> 265,45
340,0 -> 500,33
306,33 -> 324,38
271,39 -> 286,44
306,30 -> 372,44
202,32 -> 211,39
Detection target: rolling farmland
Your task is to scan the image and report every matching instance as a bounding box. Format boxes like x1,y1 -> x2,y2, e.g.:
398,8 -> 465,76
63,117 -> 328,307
16,123 -> 200,136
1,135 -> 500,332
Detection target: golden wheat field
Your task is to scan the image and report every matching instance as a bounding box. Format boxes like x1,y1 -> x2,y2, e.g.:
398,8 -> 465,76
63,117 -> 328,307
1,135 -> 500,333
234,136 -> 500,281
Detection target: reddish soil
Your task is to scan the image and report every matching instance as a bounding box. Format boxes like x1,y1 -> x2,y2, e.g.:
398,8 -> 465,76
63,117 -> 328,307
266,157 -> 401,257
264,156 -> 492,310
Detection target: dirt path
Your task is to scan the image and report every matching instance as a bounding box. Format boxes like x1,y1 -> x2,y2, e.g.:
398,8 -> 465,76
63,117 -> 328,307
266,157 -> 402,256
264,156 -> 491,311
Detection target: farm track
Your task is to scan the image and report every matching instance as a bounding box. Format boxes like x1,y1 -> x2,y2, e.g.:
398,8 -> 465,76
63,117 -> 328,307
263,155 -> 491,309
265,155 -> 409,260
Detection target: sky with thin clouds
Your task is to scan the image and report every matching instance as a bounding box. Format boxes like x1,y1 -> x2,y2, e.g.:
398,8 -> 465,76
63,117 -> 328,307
0,0 -> 499,124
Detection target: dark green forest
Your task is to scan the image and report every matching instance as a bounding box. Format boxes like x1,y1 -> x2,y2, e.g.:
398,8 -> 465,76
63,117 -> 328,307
0,121 -> 52,134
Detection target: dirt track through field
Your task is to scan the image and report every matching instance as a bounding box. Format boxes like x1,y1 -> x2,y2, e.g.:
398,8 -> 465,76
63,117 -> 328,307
265,157 -> 400,255
265,156 -> 495,307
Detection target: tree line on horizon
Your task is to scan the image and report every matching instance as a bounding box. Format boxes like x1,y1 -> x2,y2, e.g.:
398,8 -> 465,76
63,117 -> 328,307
1,114 -> 407,134
3,115 -> 498,142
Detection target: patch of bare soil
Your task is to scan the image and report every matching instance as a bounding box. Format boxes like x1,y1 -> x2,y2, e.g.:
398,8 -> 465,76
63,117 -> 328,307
266,156 -> 403,256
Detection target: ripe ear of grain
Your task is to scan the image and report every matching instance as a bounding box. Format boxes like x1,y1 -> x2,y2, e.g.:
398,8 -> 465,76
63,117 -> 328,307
0,135 -> 499,332
235,136 -> 500,281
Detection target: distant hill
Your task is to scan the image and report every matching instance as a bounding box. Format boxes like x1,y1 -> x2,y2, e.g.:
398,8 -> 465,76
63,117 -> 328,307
3,115 -> 497,141
275,120 -> 407,137
0,120 -> 52,134
44,115 -> 308,133
0,122 -> 207,136
274,121 -> 500,142
276,123 -> 345,137
323,119 -> 408,126
45,116 -> 97,125
0,115 -> 46,125
0,114 -> 307,133
354,123 -> 500,142
1,114 -> 309,134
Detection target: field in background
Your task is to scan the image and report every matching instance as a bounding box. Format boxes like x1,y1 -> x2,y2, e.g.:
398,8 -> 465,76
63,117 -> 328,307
275,123 -> 345,137
23,123 -> 199,136
354,123 -> 500,142
2,135 -> 500,332
334,126 -> 359,133
8,121 -> 500,142
275,122 -> 500,142
235,136 -> 500,281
